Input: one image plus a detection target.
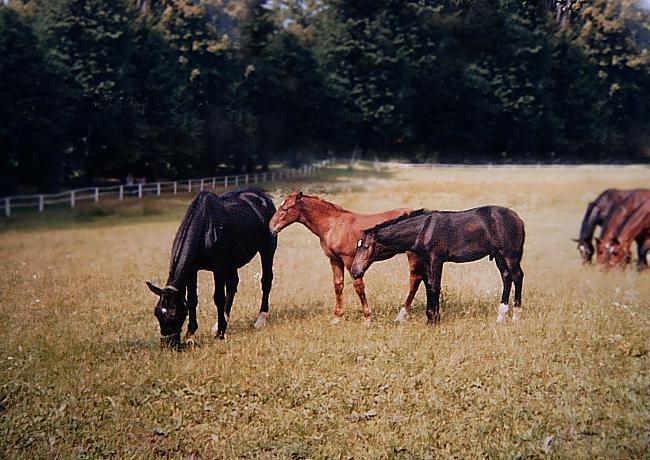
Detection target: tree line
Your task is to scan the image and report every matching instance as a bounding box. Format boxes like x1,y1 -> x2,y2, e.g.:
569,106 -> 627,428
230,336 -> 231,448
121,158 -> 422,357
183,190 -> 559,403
1,0 -> 649,194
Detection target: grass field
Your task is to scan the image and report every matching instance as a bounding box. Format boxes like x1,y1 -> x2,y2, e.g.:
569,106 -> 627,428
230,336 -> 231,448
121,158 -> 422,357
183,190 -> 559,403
1,164 -> 649,458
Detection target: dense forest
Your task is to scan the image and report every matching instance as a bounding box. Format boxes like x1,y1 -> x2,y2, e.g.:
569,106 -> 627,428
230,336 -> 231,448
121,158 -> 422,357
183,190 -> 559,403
1,0 -> 649,193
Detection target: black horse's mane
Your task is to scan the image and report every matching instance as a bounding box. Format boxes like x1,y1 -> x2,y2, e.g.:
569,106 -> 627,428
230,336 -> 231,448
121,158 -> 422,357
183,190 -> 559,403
168,192 -> 207,277
366,209 -> 430,233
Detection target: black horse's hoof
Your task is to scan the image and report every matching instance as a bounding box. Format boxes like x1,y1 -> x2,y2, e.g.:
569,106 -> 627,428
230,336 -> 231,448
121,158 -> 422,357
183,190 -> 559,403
217,331 -> 226,340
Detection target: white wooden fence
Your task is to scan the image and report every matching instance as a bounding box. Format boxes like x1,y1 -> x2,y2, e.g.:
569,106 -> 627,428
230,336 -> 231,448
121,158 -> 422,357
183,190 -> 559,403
1,160 -> 330,217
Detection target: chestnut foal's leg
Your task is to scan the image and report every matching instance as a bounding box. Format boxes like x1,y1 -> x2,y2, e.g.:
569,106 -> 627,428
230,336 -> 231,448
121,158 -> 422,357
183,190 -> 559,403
185,272 -> 199,345
330,258 -> 345,323
352,276 -> 372,323
396,252 -> 424,322
635,234 -> 648,271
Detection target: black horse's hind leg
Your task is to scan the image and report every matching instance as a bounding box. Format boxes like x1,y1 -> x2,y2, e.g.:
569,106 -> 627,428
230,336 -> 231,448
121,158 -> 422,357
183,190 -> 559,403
186,272 -> 199,342
494,255 -> 512,323
254,242 -> 276,329
425,258 -> 443,326
215,269 -> 239,339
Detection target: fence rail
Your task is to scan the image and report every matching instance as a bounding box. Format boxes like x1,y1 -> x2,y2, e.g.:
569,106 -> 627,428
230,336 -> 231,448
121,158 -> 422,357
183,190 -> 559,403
1,161 -> 330,217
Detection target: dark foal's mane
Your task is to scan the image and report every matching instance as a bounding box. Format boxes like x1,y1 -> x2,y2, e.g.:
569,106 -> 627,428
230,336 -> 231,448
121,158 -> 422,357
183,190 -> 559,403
366,209 -> 429,233
168,195 -> 203,282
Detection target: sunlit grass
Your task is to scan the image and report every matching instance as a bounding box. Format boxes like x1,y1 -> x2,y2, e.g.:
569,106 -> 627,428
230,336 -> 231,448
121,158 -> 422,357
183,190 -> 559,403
1,165 -> 648,458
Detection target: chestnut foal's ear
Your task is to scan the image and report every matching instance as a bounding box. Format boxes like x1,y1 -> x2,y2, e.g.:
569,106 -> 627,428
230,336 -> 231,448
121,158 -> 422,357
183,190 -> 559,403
612,237 -> 620,245
146,281 -> 163,296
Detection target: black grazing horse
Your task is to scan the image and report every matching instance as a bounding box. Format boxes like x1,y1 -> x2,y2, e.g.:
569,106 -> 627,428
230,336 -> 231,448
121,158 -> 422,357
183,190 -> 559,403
350,207 -> 525,325
146,189 -> 277,347
573,189 -> 640,264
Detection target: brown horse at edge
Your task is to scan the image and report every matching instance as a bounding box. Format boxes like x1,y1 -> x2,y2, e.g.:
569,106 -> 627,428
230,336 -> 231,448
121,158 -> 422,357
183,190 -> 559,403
269,191 -> 425,322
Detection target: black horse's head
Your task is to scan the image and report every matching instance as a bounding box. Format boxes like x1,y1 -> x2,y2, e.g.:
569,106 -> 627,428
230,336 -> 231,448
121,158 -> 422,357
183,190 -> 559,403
146,281 -> 187,349
572,238 -> 593,264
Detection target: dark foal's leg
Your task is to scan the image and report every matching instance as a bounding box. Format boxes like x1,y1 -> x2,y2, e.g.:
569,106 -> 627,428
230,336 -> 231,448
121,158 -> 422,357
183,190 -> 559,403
185,272 -> 199,344
425,258 -> 444,326
254,244 -> 275,329
506,256 -> 524,321
494,255 -> 512,323
396,252 -> 425,322
211,271 -> 226,339
635,235 -> 648,271
330,258 -> 345,323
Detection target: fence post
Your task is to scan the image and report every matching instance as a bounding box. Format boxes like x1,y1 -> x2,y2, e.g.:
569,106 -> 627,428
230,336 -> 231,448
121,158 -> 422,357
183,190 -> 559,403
138,184 -> 143,199
119,185 -> 124,201
200,179 -> 204,191
271,172 -> 275,182
157,183 -> 161,196
224,176 -> 228,188
94,187 -> 99,203
188,180 -> 192,193
235,176 -> 239,187
38,195 -> 44,212
173,182 -> 177,195
263,172 -> 267,182
244,174 -> 249,185
4,197 -> 9,217
70,191 -> 75,208
212,178 -> 216,189
254,173 -> 258,184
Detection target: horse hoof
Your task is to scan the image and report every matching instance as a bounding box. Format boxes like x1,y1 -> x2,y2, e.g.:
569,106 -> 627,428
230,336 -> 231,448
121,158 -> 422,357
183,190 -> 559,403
254,312 -> 269,330
330,316 -> 342,325
217,332 -> 226,340
496,303 -> 509,323
395,307 -> 409,323
185,337 -> 198,349
512,307 -> 522,322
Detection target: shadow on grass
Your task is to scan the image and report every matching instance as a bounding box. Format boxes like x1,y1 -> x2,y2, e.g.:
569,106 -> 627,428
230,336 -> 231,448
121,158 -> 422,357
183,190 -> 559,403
0,165 -> 398,234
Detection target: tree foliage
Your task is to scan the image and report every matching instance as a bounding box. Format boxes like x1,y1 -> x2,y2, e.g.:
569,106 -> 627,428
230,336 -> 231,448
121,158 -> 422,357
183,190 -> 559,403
1,0 -> 648,192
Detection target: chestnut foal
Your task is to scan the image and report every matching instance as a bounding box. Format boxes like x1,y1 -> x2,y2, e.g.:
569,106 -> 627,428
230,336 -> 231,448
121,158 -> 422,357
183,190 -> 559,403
269,192 -> 425,323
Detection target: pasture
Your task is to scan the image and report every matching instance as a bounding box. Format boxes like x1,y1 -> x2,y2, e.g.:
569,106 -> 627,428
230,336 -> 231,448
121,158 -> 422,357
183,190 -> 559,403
1,164 -> 649,458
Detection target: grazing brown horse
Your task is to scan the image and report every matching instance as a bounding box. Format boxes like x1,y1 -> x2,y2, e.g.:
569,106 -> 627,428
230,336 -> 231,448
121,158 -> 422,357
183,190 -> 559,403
595,190 -> 650,269
269,192 -> 425,322
574,189 -> 640,264
600,200 -> 650,269
350,207 -> 525,325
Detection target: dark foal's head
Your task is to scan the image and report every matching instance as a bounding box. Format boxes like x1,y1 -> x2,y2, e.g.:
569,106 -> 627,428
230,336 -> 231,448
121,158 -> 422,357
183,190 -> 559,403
351,232 -> 377,279
269,191 -> 303,234
146,281 -> 187,348
572,238 -> 593,264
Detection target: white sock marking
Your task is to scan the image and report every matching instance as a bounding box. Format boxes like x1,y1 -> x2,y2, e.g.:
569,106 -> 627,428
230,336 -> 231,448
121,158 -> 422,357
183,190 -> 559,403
496,303 -> 509,323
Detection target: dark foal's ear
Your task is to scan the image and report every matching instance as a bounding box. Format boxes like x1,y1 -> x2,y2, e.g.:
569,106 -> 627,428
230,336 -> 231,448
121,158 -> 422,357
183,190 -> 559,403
296,191 -> 303,200
146,281 -> 163,296
594,237 -> 601,246
612,237 -> 620,245
570,238 -> 580,243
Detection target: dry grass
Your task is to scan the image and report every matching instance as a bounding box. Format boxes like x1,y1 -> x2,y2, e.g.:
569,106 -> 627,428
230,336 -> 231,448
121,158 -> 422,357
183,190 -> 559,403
1,165 -> 649,459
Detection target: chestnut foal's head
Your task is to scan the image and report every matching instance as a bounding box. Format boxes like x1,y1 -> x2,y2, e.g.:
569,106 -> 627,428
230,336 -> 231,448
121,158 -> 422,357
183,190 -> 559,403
351,232 -> 378,279
269,191 -> 304,234
146,281 -> 187,349
602,237 -> 632,269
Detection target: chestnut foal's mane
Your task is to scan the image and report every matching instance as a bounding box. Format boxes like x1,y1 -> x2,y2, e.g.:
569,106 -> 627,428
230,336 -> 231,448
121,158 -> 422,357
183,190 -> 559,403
301,194 -> 348,213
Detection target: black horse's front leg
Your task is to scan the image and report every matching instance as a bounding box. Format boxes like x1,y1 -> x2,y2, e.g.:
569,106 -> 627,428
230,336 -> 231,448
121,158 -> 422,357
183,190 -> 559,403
212,271 -> 227,340
185,272 -> 199,344
635,235 -> 648,271
425,259 -> 444,326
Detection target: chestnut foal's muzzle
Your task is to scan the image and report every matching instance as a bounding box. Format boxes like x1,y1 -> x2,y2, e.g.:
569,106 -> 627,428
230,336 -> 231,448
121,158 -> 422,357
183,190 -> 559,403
160,332 -> 182,350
